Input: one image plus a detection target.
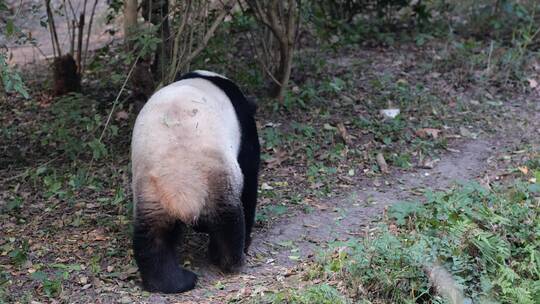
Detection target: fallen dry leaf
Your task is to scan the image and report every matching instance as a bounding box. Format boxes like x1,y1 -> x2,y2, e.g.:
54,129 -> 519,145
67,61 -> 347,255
416,128 -> 441,139
337,122 -> 353,146
310,182 -> 324,189
388,224 -> 399,235
88,228 -> 108,241
418,158 -> 440,169
527,78 -> 538,89
264,149 -> 288,168
115,110 -> 129,121
311,202 -> 327,211
518,166 -> 529,175
376,152 -> 389,174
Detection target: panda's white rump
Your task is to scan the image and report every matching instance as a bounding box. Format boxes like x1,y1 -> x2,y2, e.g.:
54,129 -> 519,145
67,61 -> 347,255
131,79 -> 243,224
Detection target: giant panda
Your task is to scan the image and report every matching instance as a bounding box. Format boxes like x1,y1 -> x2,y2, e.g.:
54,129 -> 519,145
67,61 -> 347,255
130,70 -> 260,293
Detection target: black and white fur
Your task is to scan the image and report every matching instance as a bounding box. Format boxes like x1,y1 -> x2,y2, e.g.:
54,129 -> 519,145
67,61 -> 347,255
131,70 -> 260,293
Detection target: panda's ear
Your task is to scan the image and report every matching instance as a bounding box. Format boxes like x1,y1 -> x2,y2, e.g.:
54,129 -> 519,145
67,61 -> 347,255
245,97 -> 258,115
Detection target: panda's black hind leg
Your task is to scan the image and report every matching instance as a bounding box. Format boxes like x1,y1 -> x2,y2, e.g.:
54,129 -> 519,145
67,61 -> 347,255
240,169 -> 259,253
133,212 -> 197,293
208,204 -> 246,272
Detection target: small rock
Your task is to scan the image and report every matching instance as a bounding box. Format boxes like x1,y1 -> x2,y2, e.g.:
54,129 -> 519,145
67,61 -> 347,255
126,266 -> 138,274
261,183 -> 273,190
147,294 -> 167,304
418,158 -> 440,169
115,110 -> 129,121
82,284 -> 92,290
380,108 -> 400,119
459,126 -> 477,139
120,296 -> 132,304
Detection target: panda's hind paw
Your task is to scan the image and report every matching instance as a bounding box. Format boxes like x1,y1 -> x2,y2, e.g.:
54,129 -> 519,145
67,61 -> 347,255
142,267 -> 197,294
210,252 -> 246,273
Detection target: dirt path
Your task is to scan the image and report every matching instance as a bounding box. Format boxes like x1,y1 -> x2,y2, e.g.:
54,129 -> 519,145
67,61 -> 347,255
5,0 -> 118,65
249,140 -> 493,266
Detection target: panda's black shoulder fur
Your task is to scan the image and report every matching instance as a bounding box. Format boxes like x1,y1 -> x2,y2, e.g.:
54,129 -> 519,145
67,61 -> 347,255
176,71 -> 257,116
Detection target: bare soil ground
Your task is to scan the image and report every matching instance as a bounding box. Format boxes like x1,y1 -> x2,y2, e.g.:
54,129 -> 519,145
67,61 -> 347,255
4,0 -> 118,64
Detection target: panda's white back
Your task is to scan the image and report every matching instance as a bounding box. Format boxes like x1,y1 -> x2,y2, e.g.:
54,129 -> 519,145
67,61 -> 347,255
131,78 -> 243,223
132,78 -> 241,158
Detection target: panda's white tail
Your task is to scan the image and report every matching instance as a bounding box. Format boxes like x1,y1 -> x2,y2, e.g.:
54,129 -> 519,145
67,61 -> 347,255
135,168 -> 209,224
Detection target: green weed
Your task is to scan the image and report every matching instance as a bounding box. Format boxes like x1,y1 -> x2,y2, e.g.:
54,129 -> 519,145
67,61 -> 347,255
260,284 -> 349,304
256,204 -> 289,225
31,271 -> 63,298
37,93 -> 115,161
0,270 -> 9,303
0,53 -> 29,98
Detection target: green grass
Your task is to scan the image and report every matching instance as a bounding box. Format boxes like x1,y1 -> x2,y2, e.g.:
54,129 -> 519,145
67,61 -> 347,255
258,284 -> 350,304
259,177 -> 540,304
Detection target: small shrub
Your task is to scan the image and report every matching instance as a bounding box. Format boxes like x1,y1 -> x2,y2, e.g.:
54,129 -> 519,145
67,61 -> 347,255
262,284 -> 350,304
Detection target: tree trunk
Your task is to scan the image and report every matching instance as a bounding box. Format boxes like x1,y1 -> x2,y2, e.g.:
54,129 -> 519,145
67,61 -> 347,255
245,0 -> 299,103
156,15 -> 171,80
142,0 -> 171,80
52,54 -> 81,96
273,40 -> 293,102
123,0 -> 138,50
125,0 -> 154,109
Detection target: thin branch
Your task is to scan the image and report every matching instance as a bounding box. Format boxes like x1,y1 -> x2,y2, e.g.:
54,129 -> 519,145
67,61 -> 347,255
267,0 -> 285,44
66,0 -> 78,26
165,0 -> 234,83
97,54 -> 141,143
62,0 -> 73,53
245,0 -> 299,101
82,0 -> 99,73
70,20 -> 76,54
76,12 -> 85,71
168,0 -> 191,81
286,0 -> 297,44
90,53 -> 141,172
248,0 -> 272,29
45,0 -> 62,57
184,1 -> 233,64
66,0 -> 78,52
